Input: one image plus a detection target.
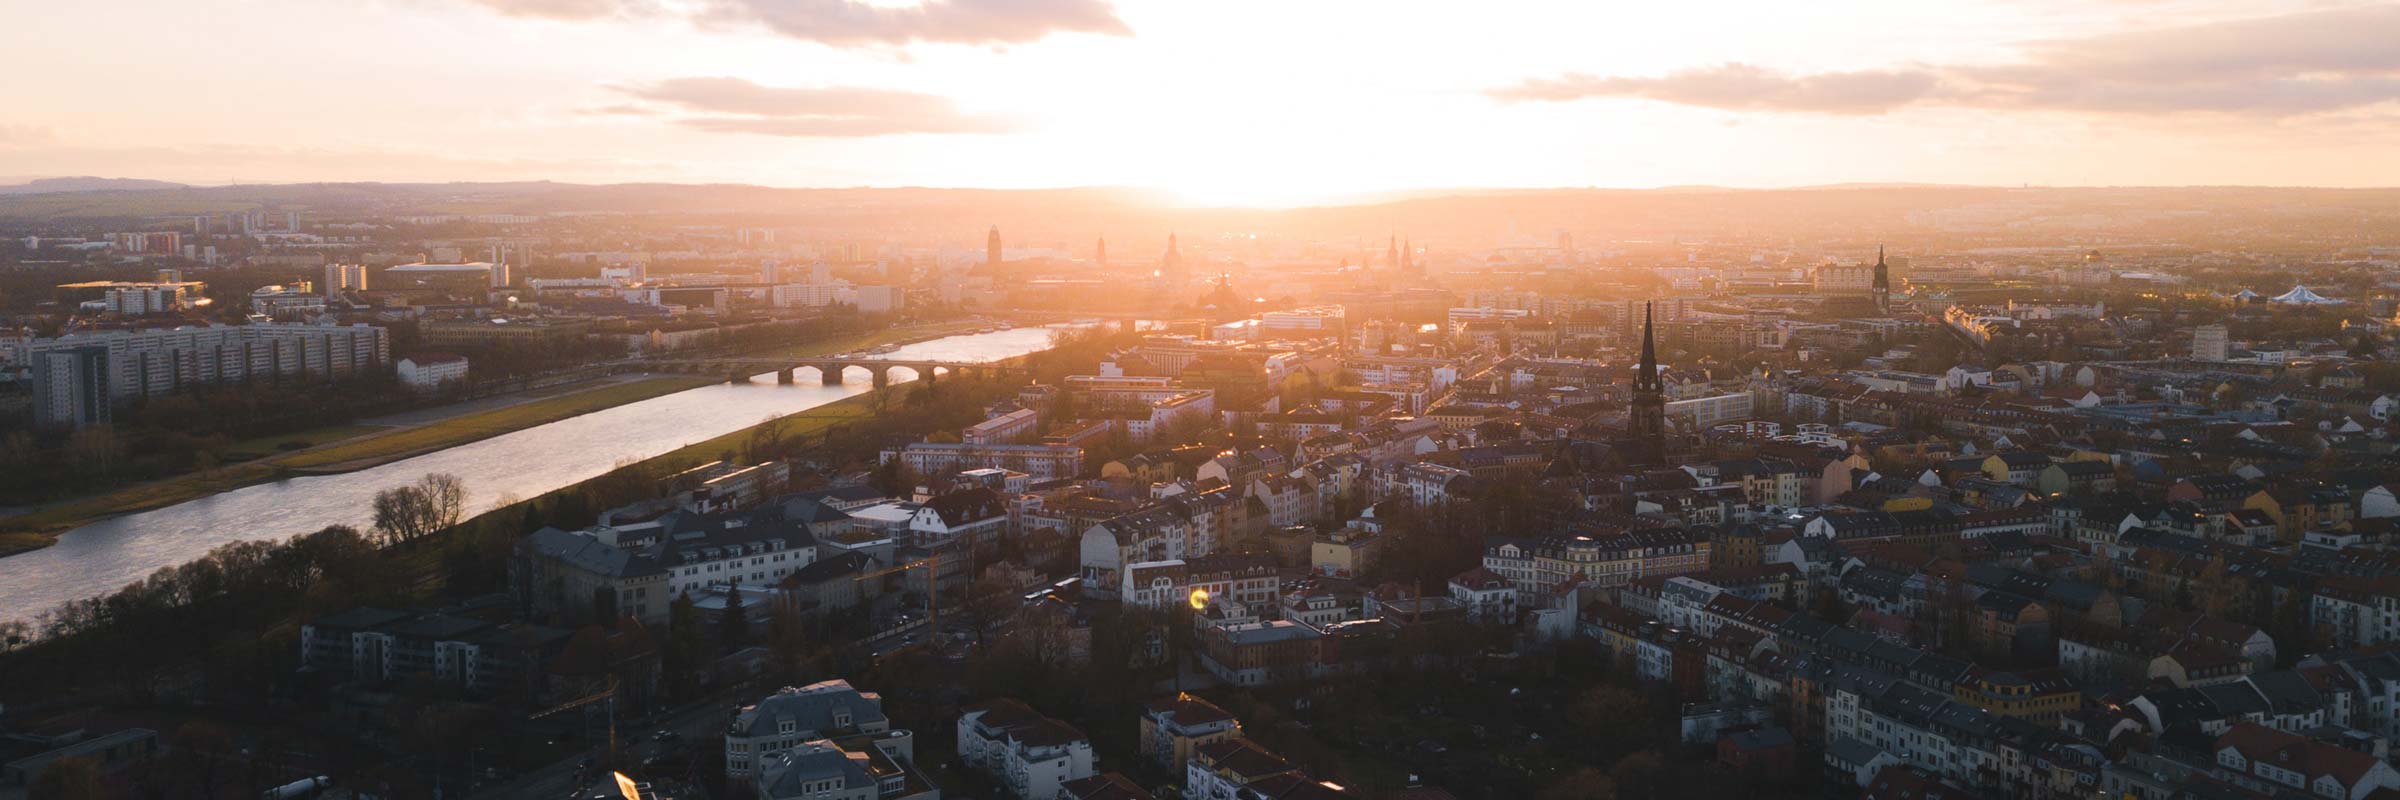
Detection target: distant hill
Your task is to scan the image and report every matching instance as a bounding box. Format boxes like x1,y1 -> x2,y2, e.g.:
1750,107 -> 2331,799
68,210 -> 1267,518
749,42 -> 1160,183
0,176 -> 188,195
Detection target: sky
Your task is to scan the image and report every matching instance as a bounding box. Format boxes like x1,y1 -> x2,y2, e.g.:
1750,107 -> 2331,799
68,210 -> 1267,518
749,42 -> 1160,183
2,0 -> 2397,205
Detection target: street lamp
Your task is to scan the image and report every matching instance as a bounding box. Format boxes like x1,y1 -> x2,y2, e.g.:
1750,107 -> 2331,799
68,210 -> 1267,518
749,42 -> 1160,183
1178,588 -> 1210,692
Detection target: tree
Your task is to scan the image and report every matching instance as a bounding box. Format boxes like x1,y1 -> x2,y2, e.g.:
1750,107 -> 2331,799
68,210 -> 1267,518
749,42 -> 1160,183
664,592 -> 705,700
869,458 -> 916,498
371,473 -> 467,544
721,587 -> 750,651
1537,767 -> 1618,800
1157,408 -> 1217,446
419,472 -> 467,531
30,756 -> 107,800
961,575 -> 1021,649
371,484 -> 436,544
62,424 -> 123,479
1609,750 -> 1668,800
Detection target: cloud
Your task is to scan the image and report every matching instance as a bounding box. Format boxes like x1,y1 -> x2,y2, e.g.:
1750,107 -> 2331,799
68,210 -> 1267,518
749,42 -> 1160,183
615,77 -> 1013,136
1493,64 -> 1939,115
462,0 -> 1130,46
1492,4 -> 2400,118
703,0 -> 1130,46
462,0 -> 650,21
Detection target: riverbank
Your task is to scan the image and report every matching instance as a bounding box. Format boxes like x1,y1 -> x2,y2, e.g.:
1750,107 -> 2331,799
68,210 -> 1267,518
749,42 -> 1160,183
0,321 -> 996,558
0,375 -> 715,557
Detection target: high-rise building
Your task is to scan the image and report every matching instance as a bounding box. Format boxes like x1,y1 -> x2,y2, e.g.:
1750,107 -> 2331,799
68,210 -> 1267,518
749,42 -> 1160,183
987,226 -> 1002,265
1629,303 -> 1666,466
324,263 -> 369,295
18,323 -> 390,426
2193,324 -> 2229,361
29,346 -> 110,429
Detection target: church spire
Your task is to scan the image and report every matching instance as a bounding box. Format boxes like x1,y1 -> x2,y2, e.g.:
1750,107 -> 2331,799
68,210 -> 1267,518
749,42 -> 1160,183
1638,302 -> 1658,387
1097,236 -> 1107,267
1630,301 -> 1666,466
1403,237 -> 1413,271
986,225 -> 1001,265
1388,234 -> 1399,269
1872,244 -> 1892,312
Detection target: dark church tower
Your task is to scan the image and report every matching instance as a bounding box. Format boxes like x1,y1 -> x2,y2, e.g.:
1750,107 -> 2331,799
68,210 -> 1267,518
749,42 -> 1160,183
1872,244 -> 1891,313
1630,302 -> 1667,465
986,226 -> 1002,265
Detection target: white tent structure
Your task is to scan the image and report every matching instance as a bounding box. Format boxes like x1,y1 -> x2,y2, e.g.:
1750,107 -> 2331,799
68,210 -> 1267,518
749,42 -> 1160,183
2270,285 -> 2343,305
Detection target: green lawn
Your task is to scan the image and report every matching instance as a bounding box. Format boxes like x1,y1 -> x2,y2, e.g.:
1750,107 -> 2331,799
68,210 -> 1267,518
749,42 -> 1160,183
218,423 -> 395,463
0,376 -> 714,543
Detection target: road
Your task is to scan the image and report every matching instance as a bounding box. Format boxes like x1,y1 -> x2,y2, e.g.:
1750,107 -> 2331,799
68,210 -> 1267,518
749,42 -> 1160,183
466,690 -> 741,800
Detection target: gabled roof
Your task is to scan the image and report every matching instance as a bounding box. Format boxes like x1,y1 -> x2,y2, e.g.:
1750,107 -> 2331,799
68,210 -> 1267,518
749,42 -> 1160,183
1194,737 -> 1298,780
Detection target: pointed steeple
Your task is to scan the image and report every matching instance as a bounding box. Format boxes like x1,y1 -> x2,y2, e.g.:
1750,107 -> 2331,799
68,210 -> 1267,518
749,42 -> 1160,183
1403,237 -> 1413,271
1638,302 -> 1659,387
1630,301 -> 1667,465
1097,236 -> 1107,267
1388,234 -> 1399,269
1872,244 -> 1892,311
986,225 -> 1002,265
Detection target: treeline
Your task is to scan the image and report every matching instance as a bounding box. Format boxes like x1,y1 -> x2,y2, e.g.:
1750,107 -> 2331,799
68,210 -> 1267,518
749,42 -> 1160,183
0,525 -> 412,705
0,373 -> 423,506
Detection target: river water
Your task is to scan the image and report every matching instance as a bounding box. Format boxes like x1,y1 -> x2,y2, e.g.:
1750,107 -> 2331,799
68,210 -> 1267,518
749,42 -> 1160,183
0,325 -> 1073,625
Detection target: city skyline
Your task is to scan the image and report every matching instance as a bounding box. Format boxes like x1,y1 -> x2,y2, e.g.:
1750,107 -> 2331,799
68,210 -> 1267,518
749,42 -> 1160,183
6,0 -> 2399,205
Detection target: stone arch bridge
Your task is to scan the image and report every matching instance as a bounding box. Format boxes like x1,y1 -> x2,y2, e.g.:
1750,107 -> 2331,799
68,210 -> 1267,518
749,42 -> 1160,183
631,358 -> 1026,387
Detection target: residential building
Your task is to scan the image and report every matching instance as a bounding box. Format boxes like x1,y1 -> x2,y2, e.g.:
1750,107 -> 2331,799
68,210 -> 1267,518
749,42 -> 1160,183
726,680 -> 893,782
1141,694 -> 1243,775
955,699 -> 1095,800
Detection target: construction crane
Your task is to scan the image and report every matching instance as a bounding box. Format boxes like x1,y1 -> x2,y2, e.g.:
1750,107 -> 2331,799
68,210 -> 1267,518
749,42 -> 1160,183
531,675 -> 620,768
855,553 -> 942,644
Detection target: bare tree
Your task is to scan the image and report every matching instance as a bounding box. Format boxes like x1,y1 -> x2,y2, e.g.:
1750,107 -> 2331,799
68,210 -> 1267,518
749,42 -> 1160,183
420,473 -> 467,531
372,473 -> 468,544
372,485 -> 435,544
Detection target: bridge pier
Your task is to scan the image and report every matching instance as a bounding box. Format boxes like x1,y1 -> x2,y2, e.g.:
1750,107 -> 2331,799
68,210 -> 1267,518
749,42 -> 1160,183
920,365 -> 936,384
777,367 -> 794,385
728,370 -> 750,384
821,366 -> 844,386
871,369 -> 889,389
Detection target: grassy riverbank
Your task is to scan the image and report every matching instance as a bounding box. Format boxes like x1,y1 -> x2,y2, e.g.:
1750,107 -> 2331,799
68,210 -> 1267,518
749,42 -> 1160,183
278,376 -> 714,472
0,375 -> 713,555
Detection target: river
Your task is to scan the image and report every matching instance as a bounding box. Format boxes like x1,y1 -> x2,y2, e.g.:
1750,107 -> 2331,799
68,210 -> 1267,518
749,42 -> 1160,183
0,325 -> 1075,625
